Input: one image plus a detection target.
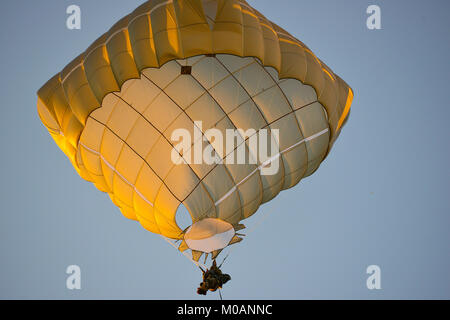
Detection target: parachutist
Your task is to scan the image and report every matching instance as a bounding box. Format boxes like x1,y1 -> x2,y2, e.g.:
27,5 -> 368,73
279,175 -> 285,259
197,260 -> 231,295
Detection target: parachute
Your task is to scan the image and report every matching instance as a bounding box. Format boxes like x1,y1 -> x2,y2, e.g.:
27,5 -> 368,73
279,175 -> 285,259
37,0 -> 353,263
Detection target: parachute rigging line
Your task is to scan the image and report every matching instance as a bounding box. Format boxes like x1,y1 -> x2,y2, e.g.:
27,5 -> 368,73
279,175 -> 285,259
161,235 -> 207,269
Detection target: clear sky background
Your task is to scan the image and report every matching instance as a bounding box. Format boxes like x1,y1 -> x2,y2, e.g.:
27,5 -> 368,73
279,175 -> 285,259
0,0 -> 449,299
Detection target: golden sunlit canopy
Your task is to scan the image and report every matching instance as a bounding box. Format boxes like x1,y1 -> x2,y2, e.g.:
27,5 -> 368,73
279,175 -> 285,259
37,0 -> 353,262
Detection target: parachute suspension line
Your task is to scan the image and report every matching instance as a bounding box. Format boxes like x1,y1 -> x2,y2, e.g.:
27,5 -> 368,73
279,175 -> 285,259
218,253 -> 230,268
221,209 -> 275,260
160,236 -> 207,269
243,208 -> 274,237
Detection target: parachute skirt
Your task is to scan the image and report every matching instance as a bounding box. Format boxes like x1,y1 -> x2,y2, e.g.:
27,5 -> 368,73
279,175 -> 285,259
37,0 -> 353,261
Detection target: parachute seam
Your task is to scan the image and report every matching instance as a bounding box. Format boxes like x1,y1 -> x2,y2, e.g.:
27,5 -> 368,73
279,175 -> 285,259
174,60 -> 248,221
177,59 -> 265,216
168,1 -> 185,59
175,58 -> 316,210
216,57 -> 286,203
185,57 -> 255,131
140,72 -> 219,221
106,98 -> 145,210
88,115 -> 182,203
215,128 -> 328,207
77,124 -> 106,186
147,57 -> 257,206
122,89 -> 170,232
89,95 -> 121,194
86,115 -> 169,236
110,91 -> 185,203
137,72 -> 215,207
216,81 -> 283,120
78,140 -> 154,209
257,60 -> 310,186
112,91 -> 167,205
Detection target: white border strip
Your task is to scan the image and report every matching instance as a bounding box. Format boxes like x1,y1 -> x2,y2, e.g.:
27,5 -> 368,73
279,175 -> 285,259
214,128 -> 329,206
79,142 -> 154,207
79,127 -> 328,209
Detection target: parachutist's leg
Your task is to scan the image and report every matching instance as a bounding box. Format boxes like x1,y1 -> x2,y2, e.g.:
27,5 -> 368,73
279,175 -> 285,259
197,281 -> 208,295
222,274 -> 231,285
197,286 -> 207,295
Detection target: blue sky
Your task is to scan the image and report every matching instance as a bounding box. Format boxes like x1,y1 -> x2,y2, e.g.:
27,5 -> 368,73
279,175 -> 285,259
0,0 -> 449,299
